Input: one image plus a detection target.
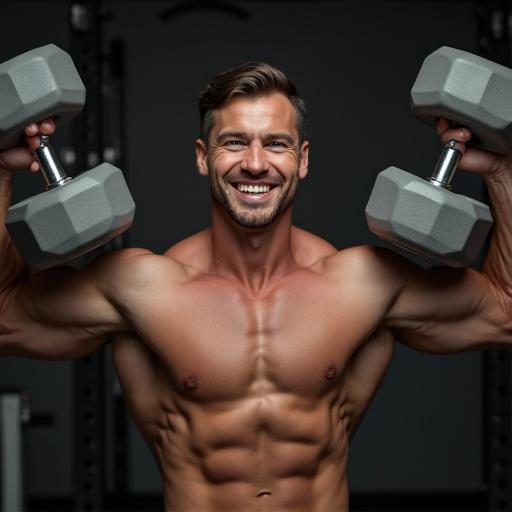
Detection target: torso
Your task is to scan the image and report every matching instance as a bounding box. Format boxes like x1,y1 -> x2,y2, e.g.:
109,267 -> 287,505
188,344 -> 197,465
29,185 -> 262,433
111,228 -> 395,512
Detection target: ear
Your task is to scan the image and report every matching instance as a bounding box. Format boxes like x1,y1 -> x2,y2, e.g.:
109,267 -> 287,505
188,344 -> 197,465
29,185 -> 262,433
196,138 -> 209,176
299,140 -> 309,179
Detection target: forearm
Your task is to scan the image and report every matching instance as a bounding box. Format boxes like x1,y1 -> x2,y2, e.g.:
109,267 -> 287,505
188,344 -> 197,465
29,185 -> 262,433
0,173 -> 28,293
482,169 -> 512,298
0,173 -> 31,351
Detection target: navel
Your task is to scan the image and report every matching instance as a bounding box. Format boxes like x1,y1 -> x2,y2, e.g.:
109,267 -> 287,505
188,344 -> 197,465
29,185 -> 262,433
183,374 -> 199,391
324,362 -> 337,380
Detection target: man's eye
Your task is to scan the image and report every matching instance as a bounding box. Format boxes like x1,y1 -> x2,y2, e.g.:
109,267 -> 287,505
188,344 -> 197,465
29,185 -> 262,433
225,140 -> 243,146
269,141 -> 286,148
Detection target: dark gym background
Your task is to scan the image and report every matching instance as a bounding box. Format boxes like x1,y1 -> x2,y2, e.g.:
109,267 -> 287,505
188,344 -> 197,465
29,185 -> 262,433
0,1 -> 509,511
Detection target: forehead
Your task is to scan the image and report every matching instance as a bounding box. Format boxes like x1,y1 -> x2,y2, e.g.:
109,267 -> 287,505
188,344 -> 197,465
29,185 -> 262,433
212,92 -> 297,135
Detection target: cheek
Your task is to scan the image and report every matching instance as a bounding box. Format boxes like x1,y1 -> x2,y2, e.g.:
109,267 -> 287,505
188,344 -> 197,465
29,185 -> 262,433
213,150 -> 241,168
273,154 -> 300,177
209,154 -> 240,180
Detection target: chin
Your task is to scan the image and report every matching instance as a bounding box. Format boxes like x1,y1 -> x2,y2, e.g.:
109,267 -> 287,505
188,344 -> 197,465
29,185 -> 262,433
235,219 -> 275,230
229,202 -> 289,230
230,213 -> 277,230
212,185 -> 292,230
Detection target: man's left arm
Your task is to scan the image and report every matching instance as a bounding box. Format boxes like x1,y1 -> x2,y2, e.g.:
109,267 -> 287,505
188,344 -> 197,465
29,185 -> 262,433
383,119 -> 512,353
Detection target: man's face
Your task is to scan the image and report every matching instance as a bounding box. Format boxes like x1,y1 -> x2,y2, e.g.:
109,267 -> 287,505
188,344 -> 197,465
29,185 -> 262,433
196,92 -> 309,229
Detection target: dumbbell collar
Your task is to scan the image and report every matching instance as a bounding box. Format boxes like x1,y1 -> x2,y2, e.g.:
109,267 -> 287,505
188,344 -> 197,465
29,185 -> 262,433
34,136 -> 71,190
428,139 -> 462,190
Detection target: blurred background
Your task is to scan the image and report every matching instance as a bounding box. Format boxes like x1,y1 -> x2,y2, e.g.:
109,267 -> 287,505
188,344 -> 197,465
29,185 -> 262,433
0,1 -> 510,511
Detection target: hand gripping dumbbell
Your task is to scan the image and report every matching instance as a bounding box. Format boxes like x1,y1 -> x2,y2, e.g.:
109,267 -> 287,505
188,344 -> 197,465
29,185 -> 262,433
365,46 -> 505,268
0,44 -> 135,269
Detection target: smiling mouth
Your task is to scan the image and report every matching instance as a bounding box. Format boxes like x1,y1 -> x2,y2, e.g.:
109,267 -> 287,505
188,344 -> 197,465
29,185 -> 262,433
231,183 -> 277,195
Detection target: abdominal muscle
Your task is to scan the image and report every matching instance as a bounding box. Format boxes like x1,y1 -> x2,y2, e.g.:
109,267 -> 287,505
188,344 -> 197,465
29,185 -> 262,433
109,242 -> 388,512
145,385 -> 351,512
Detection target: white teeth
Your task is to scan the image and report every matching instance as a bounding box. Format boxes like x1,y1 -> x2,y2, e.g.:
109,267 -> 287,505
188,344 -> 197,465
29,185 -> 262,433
237,184 -> 271,194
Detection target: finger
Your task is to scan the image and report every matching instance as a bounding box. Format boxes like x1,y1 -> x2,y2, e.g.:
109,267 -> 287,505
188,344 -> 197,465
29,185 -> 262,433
440,126 -> 471,145
435,117 -> 451,136
25,135 -> 42,152
30,160 -> 39,173
0,146 -> 36,172
458,146 -> 501,175
39,118 -> 56,135
24,123 -> 40,137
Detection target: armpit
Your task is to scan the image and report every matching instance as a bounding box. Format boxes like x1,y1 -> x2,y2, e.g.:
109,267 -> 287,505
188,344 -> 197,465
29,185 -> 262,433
345,328 -> 395,436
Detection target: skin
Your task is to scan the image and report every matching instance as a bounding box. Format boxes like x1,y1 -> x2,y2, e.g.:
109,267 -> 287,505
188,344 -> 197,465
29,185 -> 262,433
1,92 -> 512,512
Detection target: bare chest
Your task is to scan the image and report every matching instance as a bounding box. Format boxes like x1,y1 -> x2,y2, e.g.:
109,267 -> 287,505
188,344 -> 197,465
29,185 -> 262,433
127,273 -> 382,401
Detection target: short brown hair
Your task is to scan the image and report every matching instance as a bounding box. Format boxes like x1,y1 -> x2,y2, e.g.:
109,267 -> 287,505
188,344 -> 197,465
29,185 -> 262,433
198,62 -> 306,144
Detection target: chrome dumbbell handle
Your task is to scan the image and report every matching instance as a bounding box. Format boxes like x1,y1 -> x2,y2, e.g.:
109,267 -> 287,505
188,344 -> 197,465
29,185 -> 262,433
34,136 -> 71,190
428,139 -> 462,191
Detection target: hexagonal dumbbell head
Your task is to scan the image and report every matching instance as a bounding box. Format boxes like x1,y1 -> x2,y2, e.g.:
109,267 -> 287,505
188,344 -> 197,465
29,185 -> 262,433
5,163 -> 135,269
0,44 -> 85,151
366,166 -> 493,267
411,46 -> 512,155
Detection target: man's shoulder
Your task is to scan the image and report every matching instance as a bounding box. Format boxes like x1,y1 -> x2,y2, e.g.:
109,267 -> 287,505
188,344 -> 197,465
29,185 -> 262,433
291,226 -> 338,266
321,244 -> 412,288
163,229 -> 212,272
291,227 -> 409,279
86,246 -> 190,296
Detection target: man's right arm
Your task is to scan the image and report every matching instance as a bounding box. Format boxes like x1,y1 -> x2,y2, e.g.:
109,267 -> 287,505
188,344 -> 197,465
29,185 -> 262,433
0,121 -> 137,359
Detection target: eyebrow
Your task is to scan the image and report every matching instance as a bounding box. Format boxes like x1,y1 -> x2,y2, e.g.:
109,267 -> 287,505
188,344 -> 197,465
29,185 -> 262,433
215,131 -> 246,143
265,132 -> 295,145
215,131 -> 295,145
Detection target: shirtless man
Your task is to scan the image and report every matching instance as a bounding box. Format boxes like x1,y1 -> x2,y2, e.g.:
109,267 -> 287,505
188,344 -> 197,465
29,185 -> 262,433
0,61 -> 511,512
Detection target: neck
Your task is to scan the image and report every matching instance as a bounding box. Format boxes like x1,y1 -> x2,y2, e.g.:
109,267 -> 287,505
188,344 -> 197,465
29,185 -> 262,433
209,203 -> 297,292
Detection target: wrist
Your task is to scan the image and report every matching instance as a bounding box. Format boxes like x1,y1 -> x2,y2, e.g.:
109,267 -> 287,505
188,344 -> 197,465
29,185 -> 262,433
484,165 -> 512,185
0,168 -> 14,183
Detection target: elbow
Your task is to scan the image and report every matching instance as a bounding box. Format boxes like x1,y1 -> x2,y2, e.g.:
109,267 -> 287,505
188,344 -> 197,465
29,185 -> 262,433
0,281 -> 31,357
0,331 -> 26,357
478,280 -> 512,348
496,322 -> 512,349
478,315 -> 512,351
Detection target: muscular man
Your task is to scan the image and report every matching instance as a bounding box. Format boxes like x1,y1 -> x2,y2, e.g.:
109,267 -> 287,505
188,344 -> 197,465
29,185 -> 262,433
0,62 -> 511,511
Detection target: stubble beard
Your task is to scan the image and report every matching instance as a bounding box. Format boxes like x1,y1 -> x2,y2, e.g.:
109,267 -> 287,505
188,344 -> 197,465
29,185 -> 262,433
208,167 -> 300,229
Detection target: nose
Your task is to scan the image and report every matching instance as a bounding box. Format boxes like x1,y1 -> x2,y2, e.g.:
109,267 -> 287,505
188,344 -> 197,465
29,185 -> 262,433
240,142 -> 269,175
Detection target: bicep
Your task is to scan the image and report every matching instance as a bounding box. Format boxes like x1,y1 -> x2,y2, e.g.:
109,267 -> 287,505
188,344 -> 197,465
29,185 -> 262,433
22,264 -> 127,332
0,251 -> 136,359
384,257 -> 511,353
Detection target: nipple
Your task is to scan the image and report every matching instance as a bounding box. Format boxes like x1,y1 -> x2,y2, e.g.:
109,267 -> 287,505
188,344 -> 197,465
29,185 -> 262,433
183,374 -> 199,391
324,363 -> 337,380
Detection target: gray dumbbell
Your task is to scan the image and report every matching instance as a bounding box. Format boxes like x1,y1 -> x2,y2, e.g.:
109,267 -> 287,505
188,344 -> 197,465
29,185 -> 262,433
365,46 -> 502,268
0,44 -> 135,269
